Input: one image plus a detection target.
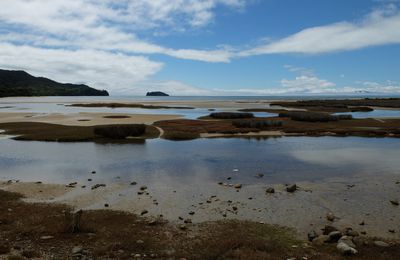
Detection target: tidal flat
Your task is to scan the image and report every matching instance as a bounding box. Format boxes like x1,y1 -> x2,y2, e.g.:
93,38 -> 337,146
1,97 -> 400,258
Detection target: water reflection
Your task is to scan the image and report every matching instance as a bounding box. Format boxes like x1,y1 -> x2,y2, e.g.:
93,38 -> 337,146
0,137 -> 399,186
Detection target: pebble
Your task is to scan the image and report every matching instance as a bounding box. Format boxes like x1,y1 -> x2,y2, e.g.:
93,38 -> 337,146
328,231 -> 342,242
91,184 -> 106,190
40,236 -> 54,240
266,187 -> 275,194
141,210 -> 148,215
338,236 -> 356,248
322,225 -> 338,235
374,241 -> 389,247
307,231 -> 318,242
136,240 -> 144,244
130,181 -> 137,185
256,173 -> 264,178
140,186 -> 147,191
184,219 -> 192,224
337,242 -> 358,255
390,199 -> 399,206
234,184 -> 242,189
286,184 -> 297,193
71,246 -> 83,255
326,212 -> 335,221
189,211 -> 195,215
312,235 -> 329,245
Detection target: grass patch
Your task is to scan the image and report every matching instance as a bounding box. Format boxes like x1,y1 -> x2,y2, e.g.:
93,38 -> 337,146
162,131 -> 200,140
279,111 -> 353,122
94,124 -> 145,139
233,119 -> 282,128
102,115 -> 131,119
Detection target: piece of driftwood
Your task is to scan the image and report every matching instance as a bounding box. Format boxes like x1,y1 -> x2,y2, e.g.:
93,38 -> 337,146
65,209 -> 83,233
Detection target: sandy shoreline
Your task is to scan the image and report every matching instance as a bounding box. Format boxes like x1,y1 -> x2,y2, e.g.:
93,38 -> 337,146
2,172 -> 399,240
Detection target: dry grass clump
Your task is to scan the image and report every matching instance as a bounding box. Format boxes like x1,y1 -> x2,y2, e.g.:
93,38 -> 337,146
162,130 -> 200,140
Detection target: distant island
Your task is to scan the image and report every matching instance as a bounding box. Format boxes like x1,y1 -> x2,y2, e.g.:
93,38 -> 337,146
0,69 -> 109,97
146,91 -> 169,96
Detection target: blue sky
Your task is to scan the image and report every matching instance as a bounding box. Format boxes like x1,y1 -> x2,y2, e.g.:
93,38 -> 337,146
0,0 -> 400,95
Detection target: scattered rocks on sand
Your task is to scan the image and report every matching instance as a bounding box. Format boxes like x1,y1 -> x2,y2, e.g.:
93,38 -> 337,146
337,242 -> 358,255
374,241 -> 390,247
390,199 -> 399,206
286,184 -> 297,193
91,184 -> 106,190
266,187 -> 275,194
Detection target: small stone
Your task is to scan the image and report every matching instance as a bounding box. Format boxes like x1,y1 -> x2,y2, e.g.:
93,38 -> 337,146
256,173 -> 264,178
326,212 -> 335,221
337,242 -> 358,255
359,221 -> 365,226
104,204 -> 109,208
328,231 -> 342,242
140,186 -> 147,191
91,184 -> 106,190
88,179 -> 92,181
312,235 -> 329,245
374,241 -> 389,247
389,229 -> 395,233
40,236 -> 54,240
338,236 -> 356,248
141,210 -> 148,215
189,211 -> 195,215
179,224 -> 187,230
136,240 -> 144,244
148,220 -> 157,226
227,177 -> 232,180
134,254 -> 141,258
72,246 -> 83,255
234,184 -> 242,189
346,229 -> 359,237
322,225 -> 338,235
266,187 -> 275,194
184,219 -> 192,224
232,206 -> 238,211
91,171 -> 96,174
286,184 -> 297,193
307,231 -> 318,242
130,181 -> 137,185
390,199 -> 399,206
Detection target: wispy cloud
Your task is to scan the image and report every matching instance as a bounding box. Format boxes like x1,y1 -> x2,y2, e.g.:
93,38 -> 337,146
239,4 -> 400,56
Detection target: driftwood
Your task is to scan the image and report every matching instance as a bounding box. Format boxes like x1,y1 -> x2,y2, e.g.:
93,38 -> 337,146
65,209 -> 83,233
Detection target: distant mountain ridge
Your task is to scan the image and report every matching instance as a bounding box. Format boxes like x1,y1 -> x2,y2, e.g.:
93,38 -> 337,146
0,69 -> 109,97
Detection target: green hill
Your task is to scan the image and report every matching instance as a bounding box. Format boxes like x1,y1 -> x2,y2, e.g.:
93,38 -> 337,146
0,69 -> 109,97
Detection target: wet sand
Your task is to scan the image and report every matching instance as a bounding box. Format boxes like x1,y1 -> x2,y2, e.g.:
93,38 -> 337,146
2,172 -> 399,240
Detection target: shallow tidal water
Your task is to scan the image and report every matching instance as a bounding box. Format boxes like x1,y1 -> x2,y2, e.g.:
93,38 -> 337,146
0,136 -> 399,185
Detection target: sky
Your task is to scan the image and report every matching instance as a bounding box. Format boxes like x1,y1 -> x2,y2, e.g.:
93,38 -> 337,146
0,0 -> 400,96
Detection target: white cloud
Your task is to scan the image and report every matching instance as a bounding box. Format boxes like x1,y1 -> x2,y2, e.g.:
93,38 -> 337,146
0,0 -> 243,62
0,43 -> 163,93
239,4 -> 400,56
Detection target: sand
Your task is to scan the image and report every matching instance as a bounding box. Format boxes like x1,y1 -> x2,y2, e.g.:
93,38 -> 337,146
0,112 -> 182,126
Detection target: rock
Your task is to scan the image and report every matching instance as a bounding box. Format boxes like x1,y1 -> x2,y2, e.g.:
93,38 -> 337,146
390,199 -> 399,206
359,220 -> 365,226
346,229 -> 359,237
232,206 -> 238,211
184,219 -> 192,224
179,224 -> 187,230
234,184 -> 242,189
328,231 -> 342,242
286,184 -> 297,193
338,236 -> 356,248
104,204 -> 109,208
130,181 -> 137,185
141,210 -> 148,215
337,242 -> 358,255
140,185 -> 147,191
353,236 -> 367,246
312,235 -> 329,245
91,184 -> 106,190
256,173 -> 264,178
326,212 -> 335,221
72,246 -> 83,255
389,229 -> 395,233
136,240 -> 144,244
374,241 -> 389,247
266,187 -> 275,194
87,179 -> 92,181
91,171 -> 96,174
134,253 -> 141,258
322,225 -> 338,235
189,211 -> 195,215
307,231 -> 318,242
148,220 -> 157,226
40,236 -> 54,240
